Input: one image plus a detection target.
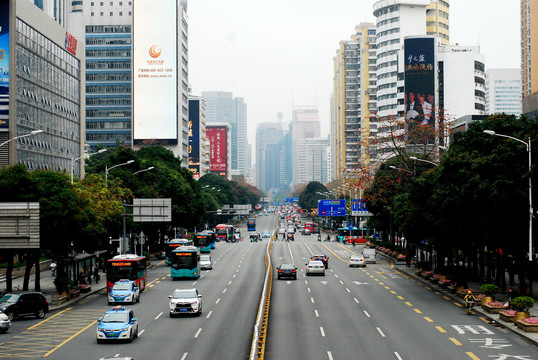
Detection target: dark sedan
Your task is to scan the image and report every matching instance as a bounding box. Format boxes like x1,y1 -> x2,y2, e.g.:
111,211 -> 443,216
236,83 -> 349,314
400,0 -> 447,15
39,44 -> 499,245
277,264 -> 297,280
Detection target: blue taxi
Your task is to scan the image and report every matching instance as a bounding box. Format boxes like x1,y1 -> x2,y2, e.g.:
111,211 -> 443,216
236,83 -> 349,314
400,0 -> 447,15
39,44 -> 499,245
96,306 -> 138,343
108,279 -> 140,305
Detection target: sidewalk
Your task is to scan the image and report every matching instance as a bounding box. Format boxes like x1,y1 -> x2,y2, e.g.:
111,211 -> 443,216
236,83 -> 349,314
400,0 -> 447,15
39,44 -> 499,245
385,253 -> 538,346
0,268 -> 106,311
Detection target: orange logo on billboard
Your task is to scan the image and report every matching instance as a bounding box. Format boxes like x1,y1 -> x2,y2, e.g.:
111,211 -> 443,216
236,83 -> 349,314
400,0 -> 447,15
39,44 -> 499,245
149,45 -> 162,58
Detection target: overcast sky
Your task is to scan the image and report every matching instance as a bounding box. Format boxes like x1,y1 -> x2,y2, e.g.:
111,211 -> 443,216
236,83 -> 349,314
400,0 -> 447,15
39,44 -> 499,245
187,0 -> 520,152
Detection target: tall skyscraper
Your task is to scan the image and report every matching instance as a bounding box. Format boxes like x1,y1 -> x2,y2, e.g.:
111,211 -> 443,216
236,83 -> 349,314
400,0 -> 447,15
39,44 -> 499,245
305,138 -> 329,184
202,91 -> 248,177
485,69 -> 522,115
522,0 -> 538,118
290,106 -> 320,188
256,122 -> 283,193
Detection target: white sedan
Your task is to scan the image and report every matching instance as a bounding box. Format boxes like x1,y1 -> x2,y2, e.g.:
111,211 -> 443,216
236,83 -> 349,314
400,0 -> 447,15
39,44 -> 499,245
306,260 -> 325,276
349,254 -> 366,267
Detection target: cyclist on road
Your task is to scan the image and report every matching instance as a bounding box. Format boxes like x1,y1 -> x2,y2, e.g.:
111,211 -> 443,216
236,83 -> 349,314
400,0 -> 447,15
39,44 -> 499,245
464,290 -> 476,312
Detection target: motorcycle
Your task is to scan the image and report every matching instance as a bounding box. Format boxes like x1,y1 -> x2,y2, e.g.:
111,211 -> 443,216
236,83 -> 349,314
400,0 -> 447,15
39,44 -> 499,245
318,235 -> 321,242
465,300 -> 475,315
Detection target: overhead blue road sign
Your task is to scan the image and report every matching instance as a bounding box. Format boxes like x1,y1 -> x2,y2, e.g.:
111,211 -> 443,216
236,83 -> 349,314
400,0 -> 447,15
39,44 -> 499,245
318,199 -> 346,217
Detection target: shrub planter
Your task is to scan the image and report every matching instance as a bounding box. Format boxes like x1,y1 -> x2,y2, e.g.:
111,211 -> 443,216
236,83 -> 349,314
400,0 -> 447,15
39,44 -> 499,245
517,319 -> 538,332
498,310 -> 516,323
513,311 -> 531,325
480,296 -> 494,309
482,302 -> 506,314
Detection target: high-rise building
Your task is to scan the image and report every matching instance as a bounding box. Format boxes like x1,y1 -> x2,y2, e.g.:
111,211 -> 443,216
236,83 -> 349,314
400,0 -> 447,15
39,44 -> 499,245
485,69 -> 522,115
255,122 -> 284,193
202,91 -> 248,177
1,0 -> 84,176
522,0 -> 538,118
331,23 -> 376,181
290,106 -> 320,188
305,138 -> 329,184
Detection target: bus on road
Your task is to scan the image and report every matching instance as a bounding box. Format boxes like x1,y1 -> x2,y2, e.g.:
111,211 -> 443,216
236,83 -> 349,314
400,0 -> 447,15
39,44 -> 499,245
247,218 -> 256,231
105,254 -> 147,293
165,239 -> 194,265
170,246 -> 200,279
337,227 -> 359,243
193,232 -> 212,253
203,230 -> 217,249
215,224 -> 234,242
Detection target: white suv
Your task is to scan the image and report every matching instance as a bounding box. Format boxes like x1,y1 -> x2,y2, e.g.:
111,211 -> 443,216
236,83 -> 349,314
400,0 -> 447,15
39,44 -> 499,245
169,288 -> 202,317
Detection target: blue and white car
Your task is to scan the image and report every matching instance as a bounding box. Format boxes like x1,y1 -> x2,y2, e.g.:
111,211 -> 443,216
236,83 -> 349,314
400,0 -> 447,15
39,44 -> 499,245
96,306 -> 138,343
0,310 -> 10,333
108,279 -> 140,305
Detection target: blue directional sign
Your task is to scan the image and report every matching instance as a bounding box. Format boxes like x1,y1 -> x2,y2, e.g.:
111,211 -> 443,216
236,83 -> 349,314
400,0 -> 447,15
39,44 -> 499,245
318,199 -> 346,217
351,199 -> 373,216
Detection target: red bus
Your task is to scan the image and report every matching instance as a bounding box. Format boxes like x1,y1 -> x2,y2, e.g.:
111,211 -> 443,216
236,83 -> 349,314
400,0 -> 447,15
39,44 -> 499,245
304,222 -> 315,233
105,254 -> 147,293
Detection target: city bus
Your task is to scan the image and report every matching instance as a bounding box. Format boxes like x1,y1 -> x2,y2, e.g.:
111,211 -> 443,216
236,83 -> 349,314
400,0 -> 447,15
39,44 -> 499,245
247,218 -> 256,231
337,227 -> 359,243
215,224 -> 234,242
304,222 -> 315,233
105,254 -> 147,293
203,230 -> 217,249
170,246 -> 200,279
165,239 -> 194,265
193,232 -> 212,253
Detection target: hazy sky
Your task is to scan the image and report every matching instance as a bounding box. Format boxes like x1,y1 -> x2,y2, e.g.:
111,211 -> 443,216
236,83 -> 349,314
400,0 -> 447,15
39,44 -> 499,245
188,0 -> 520,148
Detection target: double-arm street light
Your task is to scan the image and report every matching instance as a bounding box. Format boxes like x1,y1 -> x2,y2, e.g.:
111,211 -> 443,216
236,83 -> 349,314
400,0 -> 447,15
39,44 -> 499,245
133,166 -> 154,176
409,156 -> 439,167
106,160 -> 135,188
484,129 -> 533,260
0,129 -> 43,148
389,165 -> 413,174
71,149 -> 107,184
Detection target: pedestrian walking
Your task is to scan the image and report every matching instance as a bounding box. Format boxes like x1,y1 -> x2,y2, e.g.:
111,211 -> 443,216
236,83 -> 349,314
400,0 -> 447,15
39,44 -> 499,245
405,250 -> 412,268
94,266 -> 100,284
78,271 -> 86,285
87,270 -> 92,285
50,262 -> 57,277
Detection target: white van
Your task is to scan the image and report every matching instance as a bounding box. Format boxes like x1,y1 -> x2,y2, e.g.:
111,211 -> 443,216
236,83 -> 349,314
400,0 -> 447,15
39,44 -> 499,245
363,248 -> 376,263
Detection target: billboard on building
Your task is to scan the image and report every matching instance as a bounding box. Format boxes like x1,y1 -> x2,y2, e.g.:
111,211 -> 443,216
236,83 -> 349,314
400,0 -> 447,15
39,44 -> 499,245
404,37 -> 435,132
188,100 -> 200,179
207,126 -> 227,176
0,1 -> 9,129
133,0 -> 178,145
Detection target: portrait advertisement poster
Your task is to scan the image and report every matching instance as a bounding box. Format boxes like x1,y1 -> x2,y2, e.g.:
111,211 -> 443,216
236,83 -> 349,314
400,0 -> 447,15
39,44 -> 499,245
132,0 -> 178,144
0,1 -> 9,129
207,126 -> 227,175
188,100 -> 200,178
404,37 -> 436,142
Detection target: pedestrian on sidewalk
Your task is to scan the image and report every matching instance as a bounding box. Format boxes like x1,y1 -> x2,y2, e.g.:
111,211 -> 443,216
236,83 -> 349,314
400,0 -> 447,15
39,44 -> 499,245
94,266 -> 100,284
405,250 -> 412,268
87,271 -> 92,285
78,271 -> 86,285
50,262 -> 57,277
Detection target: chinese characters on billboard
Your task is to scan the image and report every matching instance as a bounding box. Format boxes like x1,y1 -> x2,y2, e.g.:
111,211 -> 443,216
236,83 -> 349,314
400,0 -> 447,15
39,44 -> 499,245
207,126 -> 227,177
0,1 -> 9,129
404,37 -> 435,143
188,100 -> 200,179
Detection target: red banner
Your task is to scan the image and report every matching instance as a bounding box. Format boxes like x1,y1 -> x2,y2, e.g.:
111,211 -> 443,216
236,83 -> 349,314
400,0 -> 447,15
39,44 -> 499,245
207,126 -> 227,172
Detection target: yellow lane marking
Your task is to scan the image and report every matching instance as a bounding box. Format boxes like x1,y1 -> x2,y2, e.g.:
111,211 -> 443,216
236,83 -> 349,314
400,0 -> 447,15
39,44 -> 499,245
320,243 -> 347,262
434,291 -> 440,295
338,243 -> 358,254
27,308 -> 72,330
161,277 -> 167,280
454,302 -> 462,307
479,317 -> 489,323
449,338 -> 462,346
390,290 -> 397,294
379,282 -> 385,285
384,286 -> 390,290
404,302 -> 413,307
374,278 -> 379,281
424,317 -> 434,322
44,320 -> 97,357
443,296 -> 451,300
436,326 -> 446,333
414,309 -> 422,314
466,353 -> 480,360
425,287 -> 431,290
397,295 -> 404,300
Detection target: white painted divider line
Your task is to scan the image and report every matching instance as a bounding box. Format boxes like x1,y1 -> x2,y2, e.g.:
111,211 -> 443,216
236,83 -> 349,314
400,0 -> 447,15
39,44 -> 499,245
376,327 -> 386,337
223,288 -> 227,293
363,310 -> 371,318
194,328 -> 202,338
139,329 -> 145,336
320,327 -> 326,337
155,312 -> 163,320
233,274 -> 237,278
354,298 -> 360,304
206,311 -> 213,319
181,353 -> 188,360
339,280 -> 344,285
311,297 -> 315,303
228,280 -> 232,285
192,281 -> 197,285
314,310 -> 319,317
394,352 -> 403,360
307,288 -> 311,293
327,351 -> 334,360
346,288 -> 351,293
216,298 -> 221,304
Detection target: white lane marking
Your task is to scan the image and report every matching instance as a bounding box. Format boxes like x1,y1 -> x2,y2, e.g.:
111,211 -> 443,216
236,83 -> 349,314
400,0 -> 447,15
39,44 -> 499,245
307,288 -> 311,293
155,312 -> 163,320
363,310 -> 371,318
328,351 -> 334,360
181,353 -> 188,360
233,274 -> 237,278
192,281 -> 197,285
305,280 -> 308,284
206,311 -> 213,319
377,327 -> 386,337
236,269 -> 240,272
228,280 -> 232,285
314,310 -> 319,317
354,298 -> 360,304
346,288 -> 351,293
320,327 -> 326,337
200,275 -> 204,279
311,297 -> 315,303
223,288 -> 227,293
339,280 -> 344,285
334,273 -> 338,277
194,328 -> 202,338
139,329 -> 145,336
395,352 -> 403,360
216,298 -> 221,304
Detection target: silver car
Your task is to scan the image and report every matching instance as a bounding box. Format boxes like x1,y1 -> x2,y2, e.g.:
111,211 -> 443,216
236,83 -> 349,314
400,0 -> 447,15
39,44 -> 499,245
200,255 -> 213,270
305,260 -> 325,276
169,288 -> 202,317
0,310 -> 10,333
349,254 -> 366,267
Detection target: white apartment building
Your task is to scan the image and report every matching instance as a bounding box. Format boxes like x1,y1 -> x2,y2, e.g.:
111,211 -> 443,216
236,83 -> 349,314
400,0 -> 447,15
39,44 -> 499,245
290,106 -> 320,188
305,138 -> 329,184
485,69 -> 522,116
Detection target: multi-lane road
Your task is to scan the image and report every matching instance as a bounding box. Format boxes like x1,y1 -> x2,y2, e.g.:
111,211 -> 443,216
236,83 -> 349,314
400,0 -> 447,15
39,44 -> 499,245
1,214 -> 538,360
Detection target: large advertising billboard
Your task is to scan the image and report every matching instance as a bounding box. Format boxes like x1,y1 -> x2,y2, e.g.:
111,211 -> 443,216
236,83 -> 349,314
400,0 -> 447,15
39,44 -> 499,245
404,37 -> 435,132
0,1 -> 9,129
207,126 -> 227,176
188,100 -> 200,179
133,0 -> 177,144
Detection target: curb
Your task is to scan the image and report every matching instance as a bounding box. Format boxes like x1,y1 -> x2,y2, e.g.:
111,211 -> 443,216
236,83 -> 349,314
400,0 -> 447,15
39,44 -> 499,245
49,284 -> 107,311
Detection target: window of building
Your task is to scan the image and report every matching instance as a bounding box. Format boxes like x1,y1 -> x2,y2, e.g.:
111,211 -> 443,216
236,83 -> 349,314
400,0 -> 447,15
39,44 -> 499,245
110,12 -> 113,16
100,12 -> 103,16
91,12 -> 94,16
119,11 -> 122,15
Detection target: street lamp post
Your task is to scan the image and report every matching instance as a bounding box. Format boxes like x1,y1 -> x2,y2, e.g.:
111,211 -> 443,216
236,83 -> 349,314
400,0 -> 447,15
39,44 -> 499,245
105,160 -> 135,188
133,166 -> 154,176
409,156 -> 439,167
71,149 -> 107,184
389,165 -> 413,174
0,129 -> 43,148
484,130 -> 533,261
